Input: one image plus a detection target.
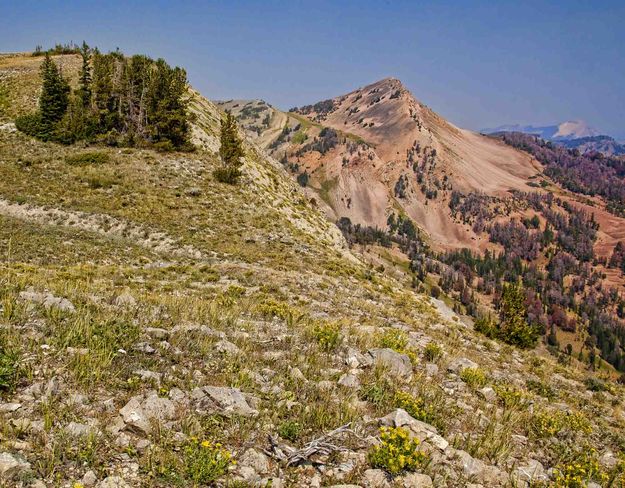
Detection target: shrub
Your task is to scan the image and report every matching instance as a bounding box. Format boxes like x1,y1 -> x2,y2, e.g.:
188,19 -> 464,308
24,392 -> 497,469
423,342 -> 442,362
553,447 -> 607,487
526,379 -> 556,400
153,140 -> 175,153
493,383 -> 528,410
378,329 -> 418,365
66,151 -> 110,166
0,349 -> 19,393
296,172 -> 309,187
368,426 -> 428,475
213,166 -> 242,185
311,321 -> 341,352
291,130 -> 307,145
278,420 -> 301,442
460,367 -> 487,389
584,377 -> 609,392
184,438 -> 233,484
394,391 -> 446,432
530,410 -> 591,439
15,113 -> 45,138
430,285 -> 441,298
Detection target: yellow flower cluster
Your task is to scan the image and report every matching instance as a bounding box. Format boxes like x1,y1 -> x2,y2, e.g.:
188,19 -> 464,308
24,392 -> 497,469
459,367 -> 487,389
184,438 -> 234,484
378,329 -> 418,366
493,383 -> 529,409
368,426 -> 428,475
530,410 -> 592,439
311,321 -> 342,352
553,449 -> 607,487
394,391 -> 435,426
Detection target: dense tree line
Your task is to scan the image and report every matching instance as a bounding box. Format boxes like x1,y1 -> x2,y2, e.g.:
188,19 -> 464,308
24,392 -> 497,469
16,44 -> 190,150
496,132 -> 625,216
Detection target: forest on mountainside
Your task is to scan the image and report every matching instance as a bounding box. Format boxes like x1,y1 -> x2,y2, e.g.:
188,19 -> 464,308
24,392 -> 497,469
496,132 -> 625,216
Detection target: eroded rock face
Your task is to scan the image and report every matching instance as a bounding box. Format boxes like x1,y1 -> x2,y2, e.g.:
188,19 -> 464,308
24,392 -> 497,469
191,386 -> 259,417
366,348 -> 413,377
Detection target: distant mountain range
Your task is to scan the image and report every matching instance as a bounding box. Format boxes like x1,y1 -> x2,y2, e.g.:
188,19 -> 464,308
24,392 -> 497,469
482,120 -> 625,156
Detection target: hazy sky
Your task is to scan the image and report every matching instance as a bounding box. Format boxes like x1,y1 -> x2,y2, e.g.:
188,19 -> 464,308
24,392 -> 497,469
2,0 -> 624,138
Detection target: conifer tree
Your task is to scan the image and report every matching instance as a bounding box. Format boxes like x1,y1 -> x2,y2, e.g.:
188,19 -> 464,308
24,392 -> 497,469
78,41 -> 92,108
214,112 -> 244,183
498,282 -> 539,348
38,53 -> 70,137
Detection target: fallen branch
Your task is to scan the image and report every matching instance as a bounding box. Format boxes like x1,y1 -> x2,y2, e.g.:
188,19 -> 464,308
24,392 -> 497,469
265,422 -> 366,467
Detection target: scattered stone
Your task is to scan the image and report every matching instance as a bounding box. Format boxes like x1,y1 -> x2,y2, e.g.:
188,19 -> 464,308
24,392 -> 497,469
192,386 -> 259,417
447,357 -> 478,374
0,451 -> 31,480
425,363 -> 439,376
133,369 -> 162,383
96,476 -> 131,488
65,421 -> 96,437
397,472 -> 434,487
289,367 -> 307,382
379,409 -> 448,451
216,339 -> 240,355
19,289 -> 76,313
478,387 -> 497,402
133,342 -> 156,354
345,347 -> 370,368
145,327 -> 170,339
113,292 -> 136,307
362,468 -> 390,488
366,348 -> 413,377
239,448 -> 270,474
512,459 -> 549,485
0,403 -> 21,413
119,397 -> 151,435
82,470 -> 98,487
338,373 -> 360,389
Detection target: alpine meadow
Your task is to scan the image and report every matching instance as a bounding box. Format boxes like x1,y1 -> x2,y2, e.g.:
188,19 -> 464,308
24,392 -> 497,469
1,2 -> 625,487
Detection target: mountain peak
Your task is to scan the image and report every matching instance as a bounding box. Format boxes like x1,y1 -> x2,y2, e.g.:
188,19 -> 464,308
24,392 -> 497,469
554,119 -> 599,139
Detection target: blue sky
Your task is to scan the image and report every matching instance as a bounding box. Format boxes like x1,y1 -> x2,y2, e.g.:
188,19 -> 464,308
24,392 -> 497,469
2,0 -> 624,138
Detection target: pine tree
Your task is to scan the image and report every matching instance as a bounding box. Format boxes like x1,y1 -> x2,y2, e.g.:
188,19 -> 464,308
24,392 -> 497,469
497,281 -> 539,348
214,112 -> 244,183
38,53 -> 70,136
78,41 -> 92,108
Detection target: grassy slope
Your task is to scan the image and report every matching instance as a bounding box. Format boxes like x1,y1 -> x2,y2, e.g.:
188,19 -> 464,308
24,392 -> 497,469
0,54 -> 624,487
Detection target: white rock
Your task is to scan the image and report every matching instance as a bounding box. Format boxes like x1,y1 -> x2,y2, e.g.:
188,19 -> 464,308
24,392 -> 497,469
479,387 -> 497,402
362,468 -> 390,487
82,469 -> 98,487
338,373 -> 360,389
366,348 -> 413,377
113,292 -> 136,307
397,472 -> 433,487
119,397 -> 151,435
447,357 -> 478,374
239,448 -> 270,474
192,386 -> 259,417
216,339 -> 240,355
0,451 -> 31,480
96,476 -> 131,488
